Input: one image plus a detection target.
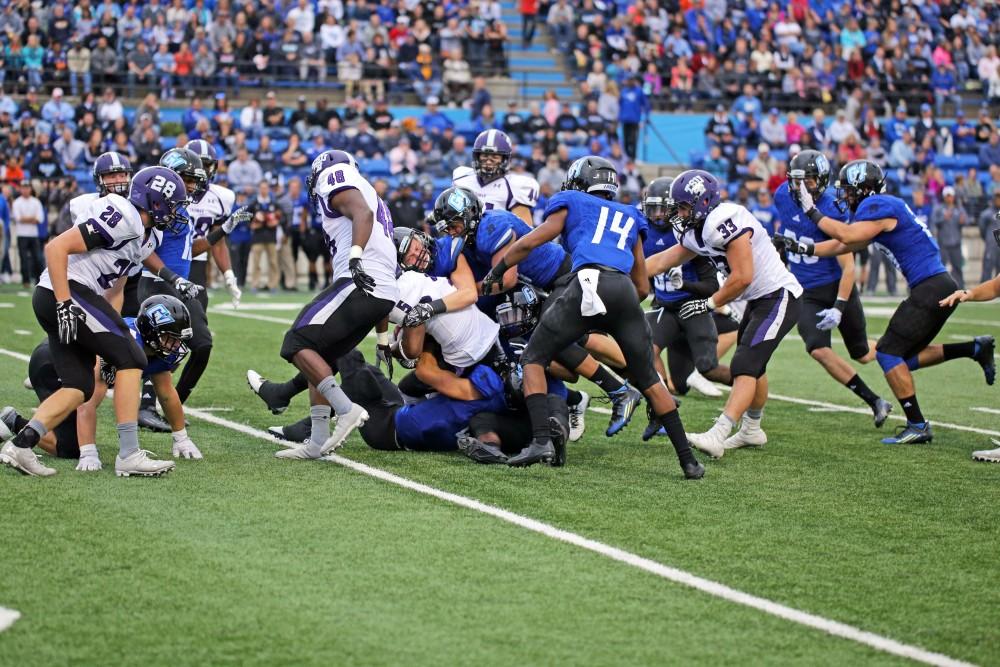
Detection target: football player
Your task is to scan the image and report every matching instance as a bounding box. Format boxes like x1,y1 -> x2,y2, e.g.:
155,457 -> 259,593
0,166 -> 187,477
784,159 -> 995,444
646,169 -> 803,459
433,186 -> 641,441
773,150 -> 892,426
275,150 -> 399,460
453,129 -> 539,226
481,156 -> 704,479
641,177 -> 733,398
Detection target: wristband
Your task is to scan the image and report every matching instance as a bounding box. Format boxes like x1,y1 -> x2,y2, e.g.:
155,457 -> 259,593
834,298 -> 848,312
806,207 -> 824,224
350,245 -> 364,260
706,296 -> 717,310
491,258 -> 510,277
171,429 -> 188,443
206,226 -> 226,245
377,330 -> 390,346
158,266 -> 180,284
79,444 -> 98,457
429,298 -> 447,315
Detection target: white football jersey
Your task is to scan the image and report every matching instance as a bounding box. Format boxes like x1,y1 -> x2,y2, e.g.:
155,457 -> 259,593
314,162 -> 399,302
453,167 -> 539,213
388,271 -> 500,370
188,183 -> 235,261
676,202 -> 802,302
39,193 -> 156,293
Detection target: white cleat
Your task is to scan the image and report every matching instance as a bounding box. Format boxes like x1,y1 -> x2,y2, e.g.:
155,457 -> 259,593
687,429 -> 726,459
686,370 -> 722,397
274,443 -> 322,459
22,377 -> 33,390
568,391 -> 589,442
246,369 -> 265,394
972,440 -> 1000,463
0,441 -> 56,476
320,403 -> 369,455
115,449 -> 176,477
723,423 -> 768,449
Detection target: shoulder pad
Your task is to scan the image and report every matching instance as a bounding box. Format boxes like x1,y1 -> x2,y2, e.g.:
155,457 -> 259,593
507,174 -> 539,208
453,166 -> 476,181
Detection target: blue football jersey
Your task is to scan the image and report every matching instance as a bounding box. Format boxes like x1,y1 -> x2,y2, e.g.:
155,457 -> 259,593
394,365 -> 507,450
430,235 -> 466,278
544,190 -> 647,274
474,210 -> 567,289
774,183 -> 845,289
124,317 -> 184,378
642,224 -> 699,304
854,194 -> 946,287
150,220 -> 194,279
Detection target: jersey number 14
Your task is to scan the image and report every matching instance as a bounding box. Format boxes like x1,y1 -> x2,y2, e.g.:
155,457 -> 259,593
591,207 -> 635,250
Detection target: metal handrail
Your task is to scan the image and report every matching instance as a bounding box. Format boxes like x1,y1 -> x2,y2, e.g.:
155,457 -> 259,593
642,120 -> 682,166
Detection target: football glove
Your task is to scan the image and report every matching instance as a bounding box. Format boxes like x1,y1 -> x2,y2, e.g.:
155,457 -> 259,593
172,432 -> 204,460
76,444 -> 102,471
772,233 -> 815,257
56,299 -> 86,344
667,267 -> 684,290
797,181 -> 816,213
678,298 -> 711,320
99,358 -> 117,388
403,302 -> 435,327
480,262 -> 506,296
222,206 -> 252,234
223,269 -> 242,309
349,257 -> 376,295
172,276 -> 204,300
815,307 -> 842,331
375,343 -> 394,380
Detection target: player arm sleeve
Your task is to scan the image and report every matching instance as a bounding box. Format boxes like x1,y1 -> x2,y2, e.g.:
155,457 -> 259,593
679,257 -> 720,298
77,218 -> 118,250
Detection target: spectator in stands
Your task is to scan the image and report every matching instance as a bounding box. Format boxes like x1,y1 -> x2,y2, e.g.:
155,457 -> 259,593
300,32 -> 325,83
980,131 -> 1000,169
278,133 -> 307,170
702,144 -> 730,185
502,99 -> 525,143
173,42 -> 195,95
255,134 -> 278,174
954,110 -> 979,153
980,46 -> 1000,101
413,135 -> 444,178
546,0 -> 574,54
837,134 -> 865,164
388,136 -> 418,175
619,76 -> 648,159
748,142 -> 779,187
152,42 -> 176,98
263,91 -> 288,136
90,37 -> 119,89
760,108 -> 785,148
41,89 -> 74,129
521,0 -> 538,48
784,111 -> 806,146
181,96 -> 206,135
865,134 -> 888,169
750,187 -> 779,235
930,186 -> 969,289
442,50 -> 473,106
913,104 -> 940,147
193,43 -> 217,90
443,135 -> 471,173
247,179 -> 281,294
12,180 -> 44,288
288,0 -> 315,38
67,41 -> 92,97
889,129 -> 916,172
524,101 -> 550,141
469,77 -> 492,121
829,109 -> 858,145
420,97 -> 453,137
274,178 -> 299,292
979,190 -> 1000,282
350,120 -> 383,158
54,126 -> 85,171
228,146 -> 264,195
134,125 -> 163,165
97,87 -> 123,129
240,98 -> 264,138
125,41 -> 155,98
388,174 -> 425,231
412,44 -> 442,104
975,106 -> 996,144
704,104 -> 734,146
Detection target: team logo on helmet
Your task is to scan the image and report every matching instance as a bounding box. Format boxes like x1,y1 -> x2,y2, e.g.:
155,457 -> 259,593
447,190 -> 468,212
684,175 -> 707,196
147,303 -> 175,326
815,154 -> 830,176
845,162 -> 866,186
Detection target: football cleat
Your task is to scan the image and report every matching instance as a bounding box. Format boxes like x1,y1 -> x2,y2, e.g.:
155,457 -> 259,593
138,407 -> 171,433
247,369 -> 291,415
319,403 -> 368,455
23,376 -> 32,390
0,406 -> 20,441
568,390 -> 589,442
506,439 -> 556,467
549,415 -> 569,467
881,422 -> 933,445
974,336 -> 995,386
641,402 -> 665,441
682,460 -> 706,480
972,440 -> 1000,463
0,441 -> 56,476
268,416 -> 311,443
458,435 -> 509,464
606,384 -> 642,437
686,370 -> 722,397
872,398 -> 893,428
114,449 -> 175,477
687,427 -> 726,459
723,422 -> 767,449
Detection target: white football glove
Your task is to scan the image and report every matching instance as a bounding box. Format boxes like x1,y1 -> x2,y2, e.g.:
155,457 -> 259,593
797,181 -> 816,213
222,206 -> 252,234
76,444 -> 102,471
667,267 -> 684,290
172,431 -> 204,460
816,306 -> 843,331
223,269 -> 242,309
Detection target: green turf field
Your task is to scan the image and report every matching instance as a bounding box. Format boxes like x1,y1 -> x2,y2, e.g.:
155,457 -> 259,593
0,285 -> 997,666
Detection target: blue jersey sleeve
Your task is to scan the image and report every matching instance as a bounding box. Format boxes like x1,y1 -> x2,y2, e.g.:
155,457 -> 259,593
853,196 -> 898,223
431,236 -> 464,277
476,210 -> 518,257
469,365 -> 506,401
542,191 -> 572,220
816,192 -> 847,221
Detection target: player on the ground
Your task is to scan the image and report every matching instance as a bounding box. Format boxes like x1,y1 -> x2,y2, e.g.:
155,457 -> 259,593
434,186 -> 640,440
780,159 -> 995,445
274,150 -> 398,460
773,150 -> 893,426
646,169 -> 803,459
481,156 -> 704,478
939,219 -> 1000,462
0,166 -> 187,477
453,129 -> 539,226
641,177 -> 733,398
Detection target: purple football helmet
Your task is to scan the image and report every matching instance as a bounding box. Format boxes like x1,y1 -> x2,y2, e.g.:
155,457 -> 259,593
306,149 -> 358,205
185,139 -> 218,182
93,151 -> 133,197
668,169 -> 722,234
129,166 -> 190,234
472,130 -> 512,184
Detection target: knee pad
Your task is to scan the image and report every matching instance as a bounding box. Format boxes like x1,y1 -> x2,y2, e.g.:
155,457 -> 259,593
554,344 -> 589,371
876,351 -> 905,373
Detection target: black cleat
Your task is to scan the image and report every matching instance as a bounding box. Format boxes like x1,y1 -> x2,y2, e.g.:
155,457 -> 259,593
507,439 -> 556,467
138,407 -> 171,433
606,384 -> 642,437
872,398 -> 893,428
459,435 -> 509,464
974,336 -> 995,385
549,416 -> 569,467
641,401 -> 665,441
881,421 -> 933,445
268,416 -> 311,443
682,460 -> 706,480
247,370 -> 292,415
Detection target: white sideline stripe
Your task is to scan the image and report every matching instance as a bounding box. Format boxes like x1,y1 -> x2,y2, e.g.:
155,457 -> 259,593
0,606 -> 19,633
211,302 -> 309,311
0,302 -> 14,308
13,329 -> 31,336
970,407 -> 1000,416
183,407 -> 973,667
0,348 -> 30,362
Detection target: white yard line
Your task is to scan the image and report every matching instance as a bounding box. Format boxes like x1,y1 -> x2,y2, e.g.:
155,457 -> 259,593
184,407 -> 974,667
970,407 -> 1000,416
0,606 -> 19,633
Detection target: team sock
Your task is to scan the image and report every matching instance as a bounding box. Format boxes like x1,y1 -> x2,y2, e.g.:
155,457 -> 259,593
526,393 -> 553,444
12,413 -> 28,433
846,374 -> 880,407
309,405 -> 331,449
658,409 -> 696,465
117,421 -> 140,458
12,419 -> 46,449
942,341 -> 977,361
711,413 -> 737,437
316,376 -> 353,416
898,395 -> 925,425
565,389 -> 583,407
591,366 -> 624,394
278,372 -> 309,402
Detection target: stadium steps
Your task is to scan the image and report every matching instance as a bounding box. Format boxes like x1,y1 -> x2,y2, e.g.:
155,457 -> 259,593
499,0 -> 577,101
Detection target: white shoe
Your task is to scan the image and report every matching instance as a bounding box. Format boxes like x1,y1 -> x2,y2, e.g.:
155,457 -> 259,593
274,442 -> 322,459
972,439 -> 1000,463
320,403 -> 368,454
686,370 -> 722,397
568,390 -> 589,442
247,369 -> 264,392
0,441 -> 56,476
22,377 -> 32,390
687,428 -> 727,459
723,422 -> 768,449
115,449 -> 176,477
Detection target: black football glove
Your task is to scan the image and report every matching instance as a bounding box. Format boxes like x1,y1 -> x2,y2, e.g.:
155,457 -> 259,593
771,233 -> 814,257
349,257 -> 376,295
678,298 -> 711,320
375,343 -> 394,380
172,276 -> 204,300
99,358 -> 117,388
56,299 -> 86,344
403,302 -> 435,327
